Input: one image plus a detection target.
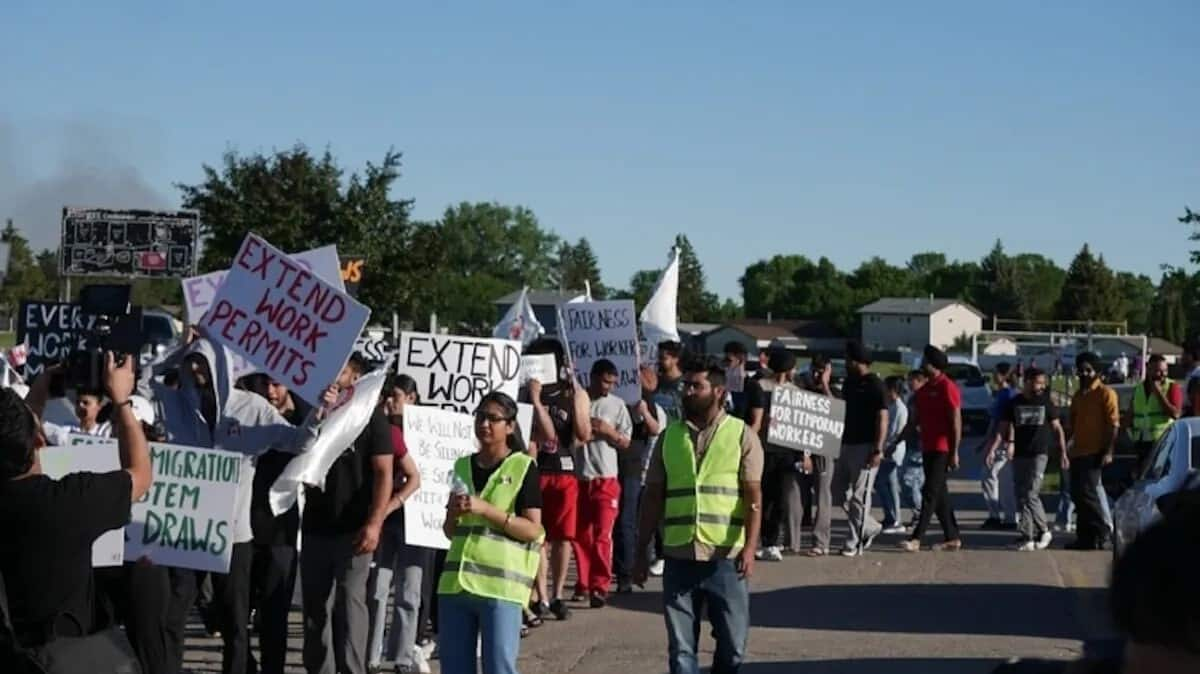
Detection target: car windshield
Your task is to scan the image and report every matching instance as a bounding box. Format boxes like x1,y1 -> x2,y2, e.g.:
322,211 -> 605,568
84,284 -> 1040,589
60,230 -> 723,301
1142,424 -> 1176,481
143,315 -> 176,345
945,364 -> 985,386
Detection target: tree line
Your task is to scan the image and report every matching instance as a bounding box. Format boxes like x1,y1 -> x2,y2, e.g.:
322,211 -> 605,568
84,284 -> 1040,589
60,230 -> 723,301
2,145 -> 1197,343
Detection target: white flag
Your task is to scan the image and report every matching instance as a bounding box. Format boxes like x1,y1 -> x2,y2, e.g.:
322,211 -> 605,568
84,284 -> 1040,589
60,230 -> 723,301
493,287 -> 545,347
640,246 -> 681,349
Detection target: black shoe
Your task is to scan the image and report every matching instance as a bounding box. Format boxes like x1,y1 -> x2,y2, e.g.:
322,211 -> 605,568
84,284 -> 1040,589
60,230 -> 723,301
550,599 -> 571,621
615,581 -> 633,594
530,601 -> 549,619
980,517 -> 1003,530
1065,539 -> 1098,551
589,594 -> 607,609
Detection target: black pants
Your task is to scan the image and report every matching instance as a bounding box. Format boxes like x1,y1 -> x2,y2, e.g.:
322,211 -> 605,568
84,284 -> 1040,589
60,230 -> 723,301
910,451 -> 960,542
761,451 -> 794,548
252,543 -> 298,674
211,542 -> 257,674
166,568 -> 197,673
93,564 -> 178,674
1070,453 -> 1109,546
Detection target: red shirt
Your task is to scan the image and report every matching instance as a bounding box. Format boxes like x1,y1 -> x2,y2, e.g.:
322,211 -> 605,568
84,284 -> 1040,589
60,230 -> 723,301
915,373 -> 961,453
389,425 -> 409,459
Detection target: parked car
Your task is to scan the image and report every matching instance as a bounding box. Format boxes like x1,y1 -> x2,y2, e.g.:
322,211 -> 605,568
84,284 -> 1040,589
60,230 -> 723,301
139,309 -> 183,365
1112,417 -> 1200,560
946,357 -> 991,434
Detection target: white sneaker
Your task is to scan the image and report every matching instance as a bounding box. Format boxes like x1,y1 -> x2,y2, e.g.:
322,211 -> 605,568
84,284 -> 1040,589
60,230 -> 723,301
1013,540 -> 1037,552
754,548 -> 766,560
1036,531 -> 1053,550
764,546 -> 784,562
840,547 -> 861,558
410,645 -> 433,674
881,524 -> 907,535
649,559 -> 665,576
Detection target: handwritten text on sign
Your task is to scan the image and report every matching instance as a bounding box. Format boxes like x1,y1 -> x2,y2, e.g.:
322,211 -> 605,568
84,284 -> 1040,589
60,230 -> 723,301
203,234 -> 370,406
561,300 -> 641,403
396,333 -> 520,414
766,385 -> 846,458
403,406 -> 477,550
16,301 -> 96,379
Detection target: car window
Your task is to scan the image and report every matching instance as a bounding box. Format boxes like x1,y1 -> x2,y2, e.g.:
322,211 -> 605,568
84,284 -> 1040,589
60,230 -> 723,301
1191,435 -> 1200,472
946,364 -> 986,387
1142,424 -> 1176,481
143,315 -> 176,345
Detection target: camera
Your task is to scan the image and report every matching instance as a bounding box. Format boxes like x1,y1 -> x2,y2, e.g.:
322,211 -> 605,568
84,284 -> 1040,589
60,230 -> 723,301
67,284 -> 145,392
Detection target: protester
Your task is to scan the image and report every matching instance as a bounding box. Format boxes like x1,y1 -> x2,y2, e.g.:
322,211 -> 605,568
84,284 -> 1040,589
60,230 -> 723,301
1181,340 -> 1200,417
571,359 -> 632,607
300,353 -> 393,674
367,374 -> 428,674
991,368 -> 1064,551
755,349 -> 772,380
899,370 -> 927,524
978,362 -> 1017,531
1066,352 -> 1119,551
877,375 -> 909,534
1128,354 -> 1181,472
37,385 -> 113,446
757,349 -> 798,561
836,341 -> 886,557
722,342 -> 764,434
0,353 -> 150,670
523,338 -> 591,621
634,364 -> 763,674
655,341 -> 687,423
800,355 -> 836,556
438,392 -> 544,674
898,345 -> 963,553
614,366 -> 666,593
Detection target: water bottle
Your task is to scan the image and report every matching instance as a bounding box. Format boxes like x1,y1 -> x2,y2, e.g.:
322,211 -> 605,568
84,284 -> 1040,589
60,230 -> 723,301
449,470 -> 469,497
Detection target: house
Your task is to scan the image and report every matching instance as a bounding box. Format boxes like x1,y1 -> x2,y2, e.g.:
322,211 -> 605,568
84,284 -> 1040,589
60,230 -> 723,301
1091,336 -> 1183,365
676,322 -> 721,355
858,298 -> 984,352
493,289 -> 586,334
698,319 -> 844,357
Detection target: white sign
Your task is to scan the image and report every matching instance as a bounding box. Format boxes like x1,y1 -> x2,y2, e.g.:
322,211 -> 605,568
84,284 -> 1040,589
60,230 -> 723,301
395,333 -> 521,414
520,354 -> 557,385
201,234 -> 371,406
560,300 -> 641,403
269,369 -> 389,515
403,406 -> 477,550
40,441 -> 124,567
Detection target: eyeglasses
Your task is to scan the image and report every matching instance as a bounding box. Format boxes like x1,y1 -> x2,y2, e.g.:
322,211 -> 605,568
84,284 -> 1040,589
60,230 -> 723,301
475,411 -> 513,424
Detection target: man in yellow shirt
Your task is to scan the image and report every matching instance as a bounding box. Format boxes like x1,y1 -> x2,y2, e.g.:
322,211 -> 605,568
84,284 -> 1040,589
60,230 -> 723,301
1066,352 -> 1119,551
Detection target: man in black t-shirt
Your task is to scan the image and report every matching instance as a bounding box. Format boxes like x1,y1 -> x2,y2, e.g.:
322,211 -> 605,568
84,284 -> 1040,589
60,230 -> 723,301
723,341 -> 765,434
998,367 -> 1065,551
301,354 -> 394,674
836,341 -> 888,557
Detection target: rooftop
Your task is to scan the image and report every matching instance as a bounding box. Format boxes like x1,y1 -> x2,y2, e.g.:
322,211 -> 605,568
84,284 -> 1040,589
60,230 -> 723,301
493,288 -> 587,306
858,297 -> 984,318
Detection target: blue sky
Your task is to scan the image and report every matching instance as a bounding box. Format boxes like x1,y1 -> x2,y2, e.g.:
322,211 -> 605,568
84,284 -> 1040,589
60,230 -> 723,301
3,1 -> 1198,300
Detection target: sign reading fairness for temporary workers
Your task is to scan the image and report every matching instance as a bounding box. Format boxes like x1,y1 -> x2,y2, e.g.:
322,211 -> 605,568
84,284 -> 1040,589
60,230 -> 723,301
403,405 -> 477,550
766,385 -> 847,459
560,299 -> 640,403
395,333 -> 521,414
202,234 -> 371,406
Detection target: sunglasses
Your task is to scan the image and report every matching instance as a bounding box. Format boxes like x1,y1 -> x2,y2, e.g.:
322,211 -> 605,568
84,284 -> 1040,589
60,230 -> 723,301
475,411 -> 513,424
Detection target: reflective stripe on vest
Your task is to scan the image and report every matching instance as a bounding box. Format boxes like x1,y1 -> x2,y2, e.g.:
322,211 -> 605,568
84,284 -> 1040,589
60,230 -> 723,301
438,453 -> 542,605
661,416 -> 746,549
1132,382 -> 1173,443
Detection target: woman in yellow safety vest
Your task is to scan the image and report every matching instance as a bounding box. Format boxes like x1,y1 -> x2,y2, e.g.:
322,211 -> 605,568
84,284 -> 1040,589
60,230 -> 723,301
438,391 -> 545,674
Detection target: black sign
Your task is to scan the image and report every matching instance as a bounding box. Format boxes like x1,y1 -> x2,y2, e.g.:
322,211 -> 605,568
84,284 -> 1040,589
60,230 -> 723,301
340,255 -> 364,298
60,207 -> 199,278
766,384 -> 847,458
16,301 -> 95,380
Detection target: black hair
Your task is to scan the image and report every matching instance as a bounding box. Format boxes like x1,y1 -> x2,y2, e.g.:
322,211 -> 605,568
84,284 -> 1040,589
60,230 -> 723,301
162,368 -> 180,389
1148,353 -> 1167,367
1076,351 -> 1101,370
684,363 -> 727,389
0,389 -> 37,480
723,341 -> 748,357
525,337 -> 566,373
845,340 -> 871,365
907,369 -> 927,380
767,349 -> 796,374
346,352 -> 370,374
1024,367 -> 1046,380
995,362 -> 1011,376
1185,339 -> 1200,361
590,359 -> 619,379
76,387 -> 106,401
810,353 -> 830,370
386,373 -> 419,398
657,341 -> 683,358
475,391 -> 524,453
885,376 -> 905,395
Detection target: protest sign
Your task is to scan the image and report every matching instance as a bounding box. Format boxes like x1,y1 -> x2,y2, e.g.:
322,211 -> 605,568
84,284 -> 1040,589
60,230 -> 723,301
60,208 -> 198,278
520,353 -> 557,385
16,301 -> 96,379
560,300 -> 640,403
269,369 -> 388,515
396,333 -> 521,414
40,440 -> 124,567
517,402 -> 533,450
340,255 -> 365,297
403,405 -> 477,549
202,234 -> 370,406
766,384 -> 846,458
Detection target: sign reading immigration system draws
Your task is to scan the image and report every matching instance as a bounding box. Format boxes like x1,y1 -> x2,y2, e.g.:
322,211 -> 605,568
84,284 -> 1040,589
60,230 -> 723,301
560,299 -> 641,403
60,207 -> 199,278
395,333 -> 521,414
767,385 -> 847,459
403,405 -> 477,550
202,234 -> 371,406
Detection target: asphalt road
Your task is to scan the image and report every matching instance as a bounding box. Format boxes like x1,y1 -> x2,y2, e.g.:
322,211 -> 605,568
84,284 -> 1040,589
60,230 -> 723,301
182,438 -> 1117,673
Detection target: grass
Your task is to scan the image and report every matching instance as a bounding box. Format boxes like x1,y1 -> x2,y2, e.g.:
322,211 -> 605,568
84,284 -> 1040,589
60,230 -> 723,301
872,361 -> 910,378
0,332 -> 13,348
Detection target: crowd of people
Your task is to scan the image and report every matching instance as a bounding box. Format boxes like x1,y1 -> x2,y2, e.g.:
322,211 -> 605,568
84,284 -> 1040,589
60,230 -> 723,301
2,326 -> 1199,674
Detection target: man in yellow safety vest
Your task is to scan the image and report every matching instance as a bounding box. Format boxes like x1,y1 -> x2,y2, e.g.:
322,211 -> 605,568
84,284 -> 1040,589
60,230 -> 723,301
634,364 -> 764,674
1128,354 -> 1181,472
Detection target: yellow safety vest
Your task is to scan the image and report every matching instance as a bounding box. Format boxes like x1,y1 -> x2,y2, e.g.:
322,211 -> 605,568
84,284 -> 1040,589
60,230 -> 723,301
438,453 -> 543,606
662,416 -> 746,549
1132,382 -> 1174,443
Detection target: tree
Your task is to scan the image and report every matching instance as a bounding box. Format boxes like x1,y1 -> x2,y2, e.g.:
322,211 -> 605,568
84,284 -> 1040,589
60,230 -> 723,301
925,261 -> 981,303
974,240 -> 1025,322
907,252 -> 947,289
1115,272 -> 1157,335
740,255 -> 807,318
552,238 -> 607,299
1181,206 -> 1200,265
1055,244 -> 1124,323
1009,253 -> 1065,322
848,257 -> 918,308
615,269 -> 662,315
674,234 -> 720,322
0,220 -> 53,317
787,256 -> 856,333
1151,270 -> 1190,344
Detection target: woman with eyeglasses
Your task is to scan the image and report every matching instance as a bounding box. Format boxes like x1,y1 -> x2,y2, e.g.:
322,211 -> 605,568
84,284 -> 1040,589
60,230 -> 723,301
438,391 -> 544,674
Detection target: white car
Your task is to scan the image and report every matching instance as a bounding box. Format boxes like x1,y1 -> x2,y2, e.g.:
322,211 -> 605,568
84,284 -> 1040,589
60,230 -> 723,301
946,357 -> 992,434
1112,417 -> 1200,559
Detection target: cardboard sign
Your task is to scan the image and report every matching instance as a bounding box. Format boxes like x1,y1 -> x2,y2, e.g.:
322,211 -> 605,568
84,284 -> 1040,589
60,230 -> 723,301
340,255 -> 365,297
60,208 -> 199,278
766,385 -> 846,458
395,333 -> 521,414
201,234 -> 370,406
16,301 -> 97,379
40,441 -> 124,567
560,300 -> 641,403
520,354 -> 557,385
403,406 -> 477,550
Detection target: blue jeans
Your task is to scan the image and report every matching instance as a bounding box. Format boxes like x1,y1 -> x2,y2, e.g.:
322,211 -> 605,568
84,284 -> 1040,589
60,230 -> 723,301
663,558 -> 749,674
900,451 -> 924,515
875,458 -> 902,527
1055,466 -> 1113,530
437,593 -> 522,674
614,474 -> 642,584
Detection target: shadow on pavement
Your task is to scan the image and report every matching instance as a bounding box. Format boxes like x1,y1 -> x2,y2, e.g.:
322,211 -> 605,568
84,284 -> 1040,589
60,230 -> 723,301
738,658 -> 1010,674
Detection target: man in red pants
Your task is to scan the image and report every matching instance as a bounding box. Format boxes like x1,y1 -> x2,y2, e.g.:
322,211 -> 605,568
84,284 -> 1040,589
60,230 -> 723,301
573,359 -> 633,608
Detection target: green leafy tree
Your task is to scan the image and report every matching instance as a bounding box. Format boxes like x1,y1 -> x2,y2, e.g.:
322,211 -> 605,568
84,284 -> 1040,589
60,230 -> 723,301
674,234 -> 720,322
1115,272 -> 1157,335
907,252 -> 948,290
614,269 -> 661,315
848,257 -> 918,307
925,261 -> 981,303
553,238 -> 607,299
1181,206 -> 1200,264
739,254 -> 807,318
1151,269 -> 1190,344
0,220 -> 53,317
787,256 -> 856,333
1055,244 -> 1124,323
974,240 -> 1025,321
1009,253 -> 1065,322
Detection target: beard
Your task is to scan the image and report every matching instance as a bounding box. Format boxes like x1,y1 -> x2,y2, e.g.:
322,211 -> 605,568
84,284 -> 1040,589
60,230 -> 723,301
683,393 -> 714,418
1079,374 -> 1096,387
